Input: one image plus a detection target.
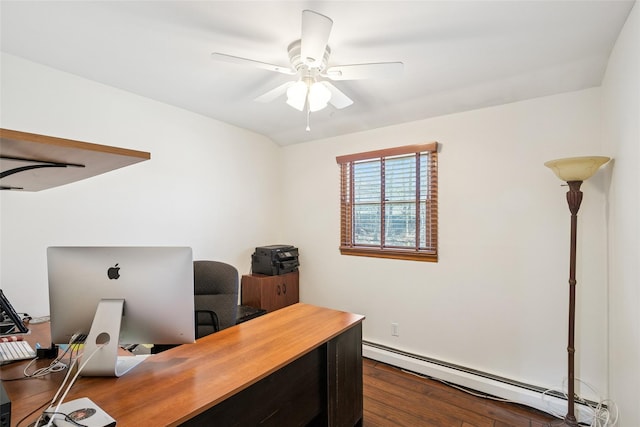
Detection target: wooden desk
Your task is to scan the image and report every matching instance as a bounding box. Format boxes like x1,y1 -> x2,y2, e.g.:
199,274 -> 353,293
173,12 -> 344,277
2,303 -> 364,427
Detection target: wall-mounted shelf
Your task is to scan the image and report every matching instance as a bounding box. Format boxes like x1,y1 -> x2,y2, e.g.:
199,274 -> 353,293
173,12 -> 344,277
0,128 -> 150,191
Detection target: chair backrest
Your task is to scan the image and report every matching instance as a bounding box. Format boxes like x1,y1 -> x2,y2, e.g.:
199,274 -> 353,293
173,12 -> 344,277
193,260 -> 239,338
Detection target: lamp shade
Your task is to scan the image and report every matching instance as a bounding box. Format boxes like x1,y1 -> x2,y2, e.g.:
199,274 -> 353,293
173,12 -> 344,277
308,81 -> 331,112
286,81 -> 308,111
544,156 -> 610,182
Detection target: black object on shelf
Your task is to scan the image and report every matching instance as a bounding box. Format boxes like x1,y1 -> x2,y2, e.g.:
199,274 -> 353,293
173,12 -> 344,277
236,305 -> 266,324
251,245 -> 299,276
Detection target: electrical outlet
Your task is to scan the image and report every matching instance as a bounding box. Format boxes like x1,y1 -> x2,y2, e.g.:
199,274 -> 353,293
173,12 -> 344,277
391,322 -> 400,337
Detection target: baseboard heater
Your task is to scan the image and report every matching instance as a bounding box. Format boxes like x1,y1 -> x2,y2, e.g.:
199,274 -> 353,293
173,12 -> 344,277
363,340 -> 598,424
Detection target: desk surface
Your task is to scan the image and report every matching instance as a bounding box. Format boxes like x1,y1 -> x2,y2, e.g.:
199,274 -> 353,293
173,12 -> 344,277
2,303 -> 364,427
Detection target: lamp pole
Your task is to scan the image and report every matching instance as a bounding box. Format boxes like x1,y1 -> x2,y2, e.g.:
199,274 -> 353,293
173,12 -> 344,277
544,156 -> 609,427
553,180 -> 583,427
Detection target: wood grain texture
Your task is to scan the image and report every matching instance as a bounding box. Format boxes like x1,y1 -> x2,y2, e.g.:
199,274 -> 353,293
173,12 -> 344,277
3,303 -> 364,427
4,310 -> 556,427
363,359 -> 556,427
241,271 -> 299,312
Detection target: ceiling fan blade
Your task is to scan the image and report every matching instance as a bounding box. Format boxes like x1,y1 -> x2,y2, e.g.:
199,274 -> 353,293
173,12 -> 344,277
322,82 -> 353,110
254,81 -> 295,103
211,53 -> 296,75
300,10 -> 333,68
324,62 -> 404,80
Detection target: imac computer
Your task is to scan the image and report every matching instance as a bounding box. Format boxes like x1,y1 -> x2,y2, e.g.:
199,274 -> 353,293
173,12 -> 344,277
47,246 -> 195,377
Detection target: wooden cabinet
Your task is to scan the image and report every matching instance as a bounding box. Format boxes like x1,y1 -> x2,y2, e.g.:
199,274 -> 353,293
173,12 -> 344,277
241,270 -> 299,312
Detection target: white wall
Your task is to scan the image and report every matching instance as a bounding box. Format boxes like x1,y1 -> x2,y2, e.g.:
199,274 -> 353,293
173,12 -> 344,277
281,88 -> 610,402
602,2 -> 640,426
3,10 -> 637,419
0,53 -> 282,317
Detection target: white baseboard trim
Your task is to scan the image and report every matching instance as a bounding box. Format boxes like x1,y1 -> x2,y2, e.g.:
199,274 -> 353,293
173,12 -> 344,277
363,341 -> 595,424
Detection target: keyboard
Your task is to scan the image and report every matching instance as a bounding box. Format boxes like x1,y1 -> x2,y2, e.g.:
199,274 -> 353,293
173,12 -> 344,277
0,340 -> 36,363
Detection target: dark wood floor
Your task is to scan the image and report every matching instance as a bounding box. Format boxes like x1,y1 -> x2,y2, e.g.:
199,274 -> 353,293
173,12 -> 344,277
363,358 -> 558,427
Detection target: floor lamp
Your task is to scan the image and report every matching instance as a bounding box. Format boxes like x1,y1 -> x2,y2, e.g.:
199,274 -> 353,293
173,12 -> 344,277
544,156 -> 610,426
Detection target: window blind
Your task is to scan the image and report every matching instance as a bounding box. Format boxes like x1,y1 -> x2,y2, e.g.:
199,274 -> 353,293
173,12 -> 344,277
337,142 -> 438,262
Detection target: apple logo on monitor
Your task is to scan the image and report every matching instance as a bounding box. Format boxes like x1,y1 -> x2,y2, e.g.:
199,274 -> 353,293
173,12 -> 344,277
107,264 -> 120,280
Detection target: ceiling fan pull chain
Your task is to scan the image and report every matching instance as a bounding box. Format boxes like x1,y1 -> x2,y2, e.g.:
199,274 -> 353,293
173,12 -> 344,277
306,107 -> 311,132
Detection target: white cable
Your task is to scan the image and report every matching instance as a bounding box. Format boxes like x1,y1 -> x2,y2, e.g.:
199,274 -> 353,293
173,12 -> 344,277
23,358 -> 67,378
30,334 -> 84,426
23,333 -> 80,379
34,356 -> 78,427
44,343 -> 105,427
402,367 -> 619,425
541,377 -> 620,426
400,369 -> 512,403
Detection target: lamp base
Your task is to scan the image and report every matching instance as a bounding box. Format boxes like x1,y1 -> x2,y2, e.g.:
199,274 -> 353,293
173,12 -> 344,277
548,416 -> 579,427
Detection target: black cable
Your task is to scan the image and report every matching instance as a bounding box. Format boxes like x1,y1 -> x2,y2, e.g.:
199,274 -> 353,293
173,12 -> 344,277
1,372 -> 43,381
41,411 -> 89,427
15,398 -> 49,427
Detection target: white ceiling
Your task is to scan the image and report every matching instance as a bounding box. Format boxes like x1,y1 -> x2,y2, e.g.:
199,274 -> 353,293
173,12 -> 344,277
0,1 -> 635,146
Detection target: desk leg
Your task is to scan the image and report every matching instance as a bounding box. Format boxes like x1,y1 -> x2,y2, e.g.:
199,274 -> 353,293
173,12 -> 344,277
326,323 -> 363,427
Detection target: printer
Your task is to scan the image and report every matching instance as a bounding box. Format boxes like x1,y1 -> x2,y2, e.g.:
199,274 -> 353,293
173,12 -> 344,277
251,245 -> 299,276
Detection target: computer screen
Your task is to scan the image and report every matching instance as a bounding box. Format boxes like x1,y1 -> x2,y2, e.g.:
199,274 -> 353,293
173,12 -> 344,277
47,246 -> 195,377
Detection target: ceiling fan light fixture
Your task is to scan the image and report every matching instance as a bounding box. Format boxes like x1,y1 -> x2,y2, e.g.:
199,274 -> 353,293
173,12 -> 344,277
213,9 -> 400,126
308,81 -> 331,112
286,81 -> 308,111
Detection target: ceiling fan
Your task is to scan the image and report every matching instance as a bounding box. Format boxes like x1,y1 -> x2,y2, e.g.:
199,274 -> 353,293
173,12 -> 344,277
211,10 -> 403,130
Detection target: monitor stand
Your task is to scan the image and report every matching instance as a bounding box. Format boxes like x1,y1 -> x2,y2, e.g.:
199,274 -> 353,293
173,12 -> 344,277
0,289 -> 29,334
81,299 -> 148,377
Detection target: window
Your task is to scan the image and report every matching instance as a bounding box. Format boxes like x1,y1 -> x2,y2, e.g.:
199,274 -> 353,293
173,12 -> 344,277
336,143 -> 438,262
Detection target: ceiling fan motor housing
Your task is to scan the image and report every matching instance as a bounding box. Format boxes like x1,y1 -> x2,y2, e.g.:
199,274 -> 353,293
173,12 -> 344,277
288,39 -> 331,73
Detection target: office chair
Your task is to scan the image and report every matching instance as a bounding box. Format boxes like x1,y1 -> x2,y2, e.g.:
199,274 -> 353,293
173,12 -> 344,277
193,260 -> 239,338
